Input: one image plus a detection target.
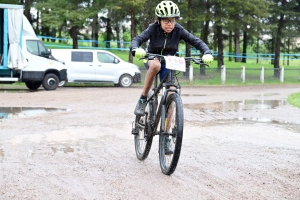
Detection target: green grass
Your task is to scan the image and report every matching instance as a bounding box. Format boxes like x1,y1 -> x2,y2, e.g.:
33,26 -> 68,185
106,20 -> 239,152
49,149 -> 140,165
287,92 -> 300,108
44,42 -> 300,86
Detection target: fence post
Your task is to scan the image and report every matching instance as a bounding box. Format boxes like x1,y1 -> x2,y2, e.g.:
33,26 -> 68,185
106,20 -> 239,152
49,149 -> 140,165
241,66 -> 245,83
280,66 -> 284,83
221,65 -> 226,84
260,66 -> 264,84
189,64 -> 193,82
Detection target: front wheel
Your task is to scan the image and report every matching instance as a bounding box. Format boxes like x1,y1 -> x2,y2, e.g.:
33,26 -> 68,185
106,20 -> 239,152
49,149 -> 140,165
25,81 -> 42,90
119,74 -> 133,87
42,73 -> 59,90
159,93 -> 184,175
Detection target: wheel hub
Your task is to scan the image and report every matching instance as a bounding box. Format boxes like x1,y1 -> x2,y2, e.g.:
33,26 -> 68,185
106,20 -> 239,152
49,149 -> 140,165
47,78 -> 56,86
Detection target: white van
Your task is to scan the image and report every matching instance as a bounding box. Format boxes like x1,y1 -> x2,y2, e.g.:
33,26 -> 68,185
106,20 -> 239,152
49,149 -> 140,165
51,49 -> 141,87
0,4 -> 67,91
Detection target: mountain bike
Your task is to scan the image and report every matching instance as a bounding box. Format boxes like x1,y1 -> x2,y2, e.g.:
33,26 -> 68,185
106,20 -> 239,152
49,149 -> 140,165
131,53 -> 207,175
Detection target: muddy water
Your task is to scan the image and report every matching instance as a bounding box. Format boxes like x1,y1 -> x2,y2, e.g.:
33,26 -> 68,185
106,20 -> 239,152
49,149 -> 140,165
184,98 -> 300,134
184,99 -> 286,112
0,107 -> 70,119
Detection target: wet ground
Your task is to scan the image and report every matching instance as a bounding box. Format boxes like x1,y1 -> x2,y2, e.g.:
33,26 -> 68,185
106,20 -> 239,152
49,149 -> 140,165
0,85 -> 299,199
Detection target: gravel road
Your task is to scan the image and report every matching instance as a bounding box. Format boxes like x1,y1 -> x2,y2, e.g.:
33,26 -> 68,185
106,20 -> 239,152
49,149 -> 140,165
0,85 -> 299,200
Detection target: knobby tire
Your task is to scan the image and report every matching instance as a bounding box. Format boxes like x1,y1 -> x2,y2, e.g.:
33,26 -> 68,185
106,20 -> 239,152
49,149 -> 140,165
159,93 -> 184,175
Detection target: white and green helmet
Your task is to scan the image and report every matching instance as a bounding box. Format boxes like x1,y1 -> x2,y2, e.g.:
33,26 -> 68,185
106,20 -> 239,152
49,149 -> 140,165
155,1 -> 180,18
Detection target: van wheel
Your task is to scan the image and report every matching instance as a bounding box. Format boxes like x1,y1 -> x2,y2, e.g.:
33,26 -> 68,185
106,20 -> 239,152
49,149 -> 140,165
59,80 -> 67,87
119,74 -> 132,87
42,73 -> 59,90
25,81 -> 42,90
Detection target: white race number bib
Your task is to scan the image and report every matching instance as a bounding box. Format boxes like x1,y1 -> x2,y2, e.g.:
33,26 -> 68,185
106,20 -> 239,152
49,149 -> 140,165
164,56 -> 186,72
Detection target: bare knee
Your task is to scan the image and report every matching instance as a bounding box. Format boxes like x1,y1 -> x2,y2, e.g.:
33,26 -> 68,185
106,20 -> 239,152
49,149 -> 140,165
148,59 -> 161,73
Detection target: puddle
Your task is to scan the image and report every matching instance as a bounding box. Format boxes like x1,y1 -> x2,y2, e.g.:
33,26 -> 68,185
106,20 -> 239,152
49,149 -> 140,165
185,99 -> 300,132
51,146 -> 74,154
181,94 -> 206,97
254,93 -> 280,97
184,99 -> 286,112
237,117 -> 299,124
237,118 -> 300,133
0,107 -> 70,119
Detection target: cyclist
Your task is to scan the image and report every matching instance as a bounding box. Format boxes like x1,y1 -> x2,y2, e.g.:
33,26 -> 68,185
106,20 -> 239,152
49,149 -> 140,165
131,1 -> 213,154
131,0 -> 213,116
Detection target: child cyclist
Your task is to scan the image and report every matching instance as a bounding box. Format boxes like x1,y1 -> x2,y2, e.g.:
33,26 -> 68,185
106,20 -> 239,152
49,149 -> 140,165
131,0 -> 213,116
130,1 -> 213,154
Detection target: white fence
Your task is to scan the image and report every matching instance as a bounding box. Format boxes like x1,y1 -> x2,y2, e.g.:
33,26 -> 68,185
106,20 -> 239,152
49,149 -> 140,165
187,65 -> 300,84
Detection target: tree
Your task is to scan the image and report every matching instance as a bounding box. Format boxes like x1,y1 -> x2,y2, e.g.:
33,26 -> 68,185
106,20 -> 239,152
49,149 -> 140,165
1,0 -> 19,4
210,0 -> 227,69
268,0 -> 300,77
223,0 -> 271,63
107,0 -> 146,62
87,0 -> 108,47
35,0 -> 89,49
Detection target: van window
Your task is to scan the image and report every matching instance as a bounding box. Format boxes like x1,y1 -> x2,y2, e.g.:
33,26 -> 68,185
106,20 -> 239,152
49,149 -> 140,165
97,52 -> 116,63
26,40 -> 48,56
71,52 -> 93,62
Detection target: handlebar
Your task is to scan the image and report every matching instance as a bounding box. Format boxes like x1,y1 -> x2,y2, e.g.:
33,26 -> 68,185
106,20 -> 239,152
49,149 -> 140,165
142,53 -> 208,66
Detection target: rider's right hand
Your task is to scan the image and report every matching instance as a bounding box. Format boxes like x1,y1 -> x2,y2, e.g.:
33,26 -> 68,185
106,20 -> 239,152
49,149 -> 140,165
132,48 -> 146,58
202,54 -> 213,64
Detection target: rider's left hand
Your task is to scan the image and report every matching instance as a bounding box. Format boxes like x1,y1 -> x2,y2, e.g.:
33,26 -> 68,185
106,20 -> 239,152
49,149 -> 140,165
202,54 -> 213,64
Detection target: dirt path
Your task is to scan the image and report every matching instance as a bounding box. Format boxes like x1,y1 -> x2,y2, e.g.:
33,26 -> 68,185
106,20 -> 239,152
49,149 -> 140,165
0,85 -> 299,199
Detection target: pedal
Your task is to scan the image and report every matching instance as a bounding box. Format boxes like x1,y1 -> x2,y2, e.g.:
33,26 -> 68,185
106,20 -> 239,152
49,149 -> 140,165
162,131 -> 175,137
131,128 -> 138,135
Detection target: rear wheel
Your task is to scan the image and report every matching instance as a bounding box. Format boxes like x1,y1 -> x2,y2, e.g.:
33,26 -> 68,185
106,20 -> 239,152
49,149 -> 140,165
159,93 -> 184,175
134,101 -> 153,161
42,73 -> 59,90
25,81 -> 41,90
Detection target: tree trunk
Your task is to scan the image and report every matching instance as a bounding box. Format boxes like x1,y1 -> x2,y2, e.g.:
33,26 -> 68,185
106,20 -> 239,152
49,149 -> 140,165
217,25 -> 224,69
287,37 -> 290,66
43,27 -> 50,42
129,8 -> 136,63
24,0 -> 31,23
213,28 -> 217,53
34,10 -> 40,35
70,26 -> 78,49
91,15 -> 99,47
203,0 -> 211,44
106,18 -> 112,49
58,25 -> 63,44
235,30 -> 241,62
115,25 -> 120,49
229,31 -> 232,61
274,12 -> 285,78
256,36 -> 259,64
184,0 -> 194,77
242,31 -> 247,63
51,28 -> 56,42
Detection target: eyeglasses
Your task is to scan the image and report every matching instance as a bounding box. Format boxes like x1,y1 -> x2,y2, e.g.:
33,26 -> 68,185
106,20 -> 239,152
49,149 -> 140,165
161,19 -> 176,24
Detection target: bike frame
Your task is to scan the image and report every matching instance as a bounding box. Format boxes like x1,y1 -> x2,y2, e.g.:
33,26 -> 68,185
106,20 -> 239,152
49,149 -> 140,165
148,69 -> 179,137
